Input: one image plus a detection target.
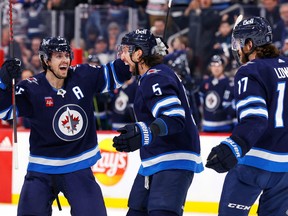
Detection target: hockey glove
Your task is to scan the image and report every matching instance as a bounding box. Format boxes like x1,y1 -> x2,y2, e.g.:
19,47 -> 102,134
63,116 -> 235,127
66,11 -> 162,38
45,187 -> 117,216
0,58 -> 21,90
152,37 -> 169,56
113,122 -> 154,152
206,136 -> 247,173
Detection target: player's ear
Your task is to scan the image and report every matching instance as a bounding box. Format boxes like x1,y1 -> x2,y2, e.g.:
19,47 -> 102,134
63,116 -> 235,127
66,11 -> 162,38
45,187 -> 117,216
245,39 -> 253,50
133,49 -> 143,62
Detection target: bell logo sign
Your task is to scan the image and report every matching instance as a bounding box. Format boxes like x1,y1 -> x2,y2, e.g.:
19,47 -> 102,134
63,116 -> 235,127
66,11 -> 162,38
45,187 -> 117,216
93,138 -> 128,186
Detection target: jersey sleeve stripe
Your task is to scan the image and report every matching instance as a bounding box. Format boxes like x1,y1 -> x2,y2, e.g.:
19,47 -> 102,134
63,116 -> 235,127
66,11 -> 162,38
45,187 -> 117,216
152,96 -> 181,117
162,108 -> 185,117
239,107 -> 268,120
101,65 -> 110,93
110,61 -> 123,89
236,96 -> 266,109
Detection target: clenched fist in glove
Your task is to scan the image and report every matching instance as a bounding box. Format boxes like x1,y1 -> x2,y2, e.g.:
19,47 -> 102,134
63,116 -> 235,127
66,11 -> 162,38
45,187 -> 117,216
206,136 -> 248,173
152,37 -> 169,56
113,122 -> 155,152
0,58 -> 21,90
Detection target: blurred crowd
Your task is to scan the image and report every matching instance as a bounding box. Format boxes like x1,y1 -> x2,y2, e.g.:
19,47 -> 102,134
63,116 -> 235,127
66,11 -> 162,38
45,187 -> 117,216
1,0 -> 288,132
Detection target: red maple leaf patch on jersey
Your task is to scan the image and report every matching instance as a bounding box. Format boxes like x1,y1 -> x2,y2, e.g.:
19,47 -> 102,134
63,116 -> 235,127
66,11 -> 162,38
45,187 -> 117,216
61,115 -> 80,134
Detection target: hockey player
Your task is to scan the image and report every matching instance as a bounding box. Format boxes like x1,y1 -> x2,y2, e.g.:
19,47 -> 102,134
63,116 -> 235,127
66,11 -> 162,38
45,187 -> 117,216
0,36 -> 131,216
206,16 -> 288,215
199,54 -> 236,132
112,29 -> 204,216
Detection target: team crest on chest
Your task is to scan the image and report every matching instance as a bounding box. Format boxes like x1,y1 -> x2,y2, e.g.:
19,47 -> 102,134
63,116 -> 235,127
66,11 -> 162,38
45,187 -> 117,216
53,104 -> 88,141
205,91 -> 220,112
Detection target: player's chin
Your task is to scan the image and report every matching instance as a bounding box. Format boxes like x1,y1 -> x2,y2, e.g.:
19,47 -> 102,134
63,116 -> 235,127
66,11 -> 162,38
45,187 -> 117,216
58,72 -> 68,79
59,70 -> 68,77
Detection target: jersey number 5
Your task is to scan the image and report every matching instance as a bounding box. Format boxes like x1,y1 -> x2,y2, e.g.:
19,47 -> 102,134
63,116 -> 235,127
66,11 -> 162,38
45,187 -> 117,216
152,83 -> 162,96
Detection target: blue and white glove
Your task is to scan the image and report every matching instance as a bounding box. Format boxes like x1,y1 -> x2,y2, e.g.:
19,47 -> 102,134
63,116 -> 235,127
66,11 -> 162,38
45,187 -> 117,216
206,136 -> 248,173
113,122 -> 154,152
0,58 -> 21,90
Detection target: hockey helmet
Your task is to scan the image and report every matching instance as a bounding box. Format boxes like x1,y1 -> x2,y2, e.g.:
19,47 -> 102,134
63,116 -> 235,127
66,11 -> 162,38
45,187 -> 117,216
87,54 -> 101,65
209,55 -> 225,66
39,36 -> 74,62
231,16 -> 272,65
118,29 -> 157,57
232,17 -> 272,52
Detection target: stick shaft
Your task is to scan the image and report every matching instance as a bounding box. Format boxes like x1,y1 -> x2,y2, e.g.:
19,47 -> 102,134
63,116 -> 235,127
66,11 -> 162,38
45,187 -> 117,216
9,0 -> 18,169
163,0 -> 173,42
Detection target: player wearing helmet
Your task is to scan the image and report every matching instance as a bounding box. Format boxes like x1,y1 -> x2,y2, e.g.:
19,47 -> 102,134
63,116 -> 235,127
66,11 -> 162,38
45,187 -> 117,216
206,16 -> 288,215
0,36 -> 132,216
112,29 -> 203,216
199,54 -> 236,132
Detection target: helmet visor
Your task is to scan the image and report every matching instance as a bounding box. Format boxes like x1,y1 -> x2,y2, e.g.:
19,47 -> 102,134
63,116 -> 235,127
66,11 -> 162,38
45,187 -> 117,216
116,44 -> 136,57
231,37 -> 241,52
231,36 -> 242,66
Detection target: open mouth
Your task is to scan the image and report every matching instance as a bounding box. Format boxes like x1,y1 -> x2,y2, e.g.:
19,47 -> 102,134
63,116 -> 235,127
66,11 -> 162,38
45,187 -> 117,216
59,65 -> 68,70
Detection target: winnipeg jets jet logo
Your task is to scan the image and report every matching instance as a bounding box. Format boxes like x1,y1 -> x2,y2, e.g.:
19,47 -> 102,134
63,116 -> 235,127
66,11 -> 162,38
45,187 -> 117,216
61,107 -> 80,133
53,104 -> 88,141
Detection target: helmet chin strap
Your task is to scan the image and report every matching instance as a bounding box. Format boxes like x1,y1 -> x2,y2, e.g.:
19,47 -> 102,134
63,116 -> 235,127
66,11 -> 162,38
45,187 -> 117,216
242,42 -> 256,63
130,53 -> 141,77
46,60 -> 71,80
47,65 -> 64,79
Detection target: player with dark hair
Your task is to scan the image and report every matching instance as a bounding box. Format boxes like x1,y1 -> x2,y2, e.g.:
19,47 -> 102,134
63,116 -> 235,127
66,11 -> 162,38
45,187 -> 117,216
0,36 -> 131,215
206,16 -> 288,215
113,29 -> 204,216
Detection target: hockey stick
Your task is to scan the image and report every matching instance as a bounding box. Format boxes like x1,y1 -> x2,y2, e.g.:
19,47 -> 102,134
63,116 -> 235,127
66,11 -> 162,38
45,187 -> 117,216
233,14 -> 243,30
163,0 -> 173,42
8,0 -> 18,169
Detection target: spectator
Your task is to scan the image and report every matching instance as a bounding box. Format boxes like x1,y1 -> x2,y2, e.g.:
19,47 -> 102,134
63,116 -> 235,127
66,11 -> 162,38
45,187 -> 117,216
2,2 -> 29,42
26,0 -> 47,39
1,25 -> 23,63
211,0 -> 233,10
274,3 -> 288,49
107,1 -> 129,32
85,27 -> 101,53
106,22 -> 121,53
259,0 -> 281,30
187,0 -> 223,76
212,20 -> 233,72
90,36 -> 114,64
146,0 -> 171,30
27,54 -> 43,75
170,0 -> 193,30
150,18 -> 166,38
281,37 -> 288,56
30,37 -> 42,55
45,0 -> 79,42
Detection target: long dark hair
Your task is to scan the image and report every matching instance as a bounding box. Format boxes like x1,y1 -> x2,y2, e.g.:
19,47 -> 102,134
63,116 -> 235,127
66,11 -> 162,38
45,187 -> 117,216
141,54 -> 164,68
255,44 -> 280,58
